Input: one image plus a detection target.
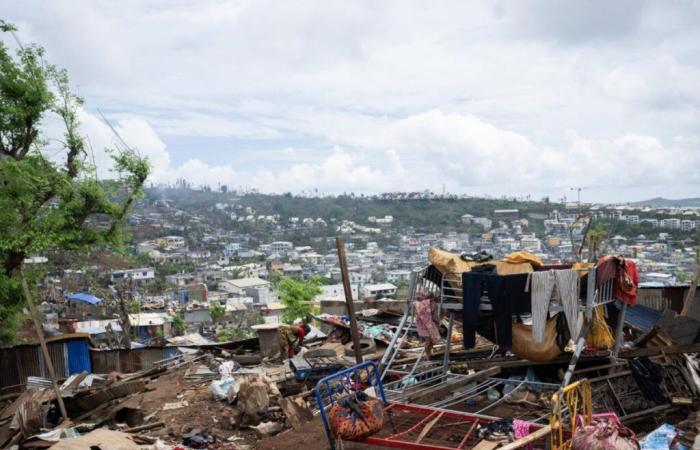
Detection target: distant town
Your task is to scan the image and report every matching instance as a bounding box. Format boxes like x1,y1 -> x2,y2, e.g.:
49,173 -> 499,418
16,186 -> 698,348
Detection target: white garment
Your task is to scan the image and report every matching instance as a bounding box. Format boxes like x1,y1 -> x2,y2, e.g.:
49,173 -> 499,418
527,269 -> 581,342
527,271 -> 555,343
554,269 -> 581,339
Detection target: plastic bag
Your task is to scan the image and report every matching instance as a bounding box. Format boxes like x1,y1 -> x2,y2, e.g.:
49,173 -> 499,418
209,376 -> 239,403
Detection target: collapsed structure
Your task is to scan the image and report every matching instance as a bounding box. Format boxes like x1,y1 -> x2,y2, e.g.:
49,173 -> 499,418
2,247 -> 700,449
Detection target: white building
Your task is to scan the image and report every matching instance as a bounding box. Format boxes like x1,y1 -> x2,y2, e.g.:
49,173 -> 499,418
661,218 -> 681,229
317,284 -> 359,300
269,241 -> 294,254
111,267 -> 155,283
386,269 -> 411,284
361,283 -> 397,299
218,277 -> 271,295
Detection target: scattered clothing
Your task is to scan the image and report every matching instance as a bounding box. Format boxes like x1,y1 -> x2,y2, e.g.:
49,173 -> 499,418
512,419 -> 533,439
628,357 -> 667,404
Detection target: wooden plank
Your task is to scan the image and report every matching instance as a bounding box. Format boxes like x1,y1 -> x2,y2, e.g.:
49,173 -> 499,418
681,263 -> 700,316
415,411 -> 443,444
471,440 -> 499,450
498,425 -> 552,450
457,420 -> 479,449
620,343 -> 700,358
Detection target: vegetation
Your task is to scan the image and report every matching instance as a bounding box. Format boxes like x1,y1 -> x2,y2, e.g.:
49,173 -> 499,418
172,314 -> 185,335
216,309 -> 264,342
0,22 -> 150,344
209,302 -> 224,323
276,275 -> 322,323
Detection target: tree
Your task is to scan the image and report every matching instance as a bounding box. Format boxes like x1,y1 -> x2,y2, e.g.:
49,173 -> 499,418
209,302 -> 224,323
277,275 -> 322,323
0,22 -> 150,344
172,314 -> 185,336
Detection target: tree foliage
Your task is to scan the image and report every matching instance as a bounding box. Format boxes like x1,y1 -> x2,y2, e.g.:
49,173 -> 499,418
277,275 -> 322,323
209,302 -> 224,323
0,23 -> 150,344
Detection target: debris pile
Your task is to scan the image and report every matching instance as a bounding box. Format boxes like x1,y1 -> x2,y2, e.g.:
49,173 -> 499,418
0,351 -> 315,449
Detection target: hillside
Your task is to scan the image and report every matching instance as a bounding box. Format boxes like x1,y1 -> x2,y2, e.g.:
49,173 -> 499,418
630,197 -> 700,208
146,189 -> 560,234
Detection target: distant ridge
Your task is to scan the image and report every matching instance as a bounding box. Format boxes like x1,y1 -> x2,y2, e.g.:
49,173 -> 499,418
630,197 -> 700,207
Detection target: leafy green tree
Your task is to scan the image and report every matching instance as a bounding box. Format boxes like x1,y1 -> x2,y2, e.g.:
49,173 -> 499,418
209,302 -> 224,323
128,299 -> 141,314
0,22 -> 150,344
172,314 -> 185,336
277,275 -> 322,323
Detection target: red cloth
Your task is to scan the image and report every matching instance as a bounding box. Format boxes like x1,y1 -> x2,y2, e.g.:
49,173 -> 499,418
615,259 -> 639,306
296,326 -> 306,339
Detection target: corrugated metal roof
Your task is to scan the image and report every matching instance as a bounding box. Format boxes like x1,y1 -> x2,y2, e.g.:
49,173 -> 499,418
622,303 -> 662,332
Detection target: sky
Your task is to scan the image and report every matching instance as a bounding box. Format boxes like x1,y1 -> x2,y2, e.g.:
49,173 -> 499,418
2,0 -> 700,203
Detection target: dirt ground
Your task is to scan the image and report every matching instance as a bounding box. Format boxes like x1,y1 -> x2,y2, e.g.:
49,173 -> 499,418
118,367 -> 262,447
255,417 -> 375,450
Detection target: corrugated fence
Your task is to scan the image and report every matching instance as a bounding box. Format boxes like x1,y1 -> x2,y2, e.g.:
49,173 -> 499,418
0,335 -> 181,390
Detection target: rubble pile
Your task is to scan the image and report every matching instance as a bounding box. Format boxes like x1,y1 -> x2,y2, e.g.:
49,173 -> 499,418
0,352 -> 316,449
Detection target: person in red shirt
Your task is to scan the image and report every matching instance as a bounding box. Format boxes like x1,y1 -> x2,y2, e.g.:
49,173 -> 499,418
277,320 -> 311,358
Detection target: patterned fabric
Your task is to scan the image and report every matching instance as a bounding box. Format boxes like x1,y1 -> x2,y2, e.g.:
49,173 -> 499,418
572,419 -> 640,450
328,397 -> 384,441
415,297 -> 442,341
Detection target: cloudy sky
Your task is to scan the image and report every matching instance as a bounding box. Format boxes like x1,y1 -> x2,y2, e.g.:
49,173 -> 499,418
2,0 -> 700,202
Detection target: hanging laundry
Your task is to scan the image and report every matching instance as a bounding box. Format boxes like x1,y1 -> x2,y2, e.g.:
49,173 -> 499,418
555,269 -> 582,338
596,255 -> 639,306
527,271 -> 556,343
615,258 -> 639,306
462,272 -> 530,349
415,294 -> 442,357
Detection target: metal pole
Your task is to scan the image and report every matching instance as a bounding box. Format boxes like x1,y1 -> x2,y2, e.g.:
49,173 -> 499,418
442,313 -> 454,374
336,237 -> 363,364
20,273 -> 69,422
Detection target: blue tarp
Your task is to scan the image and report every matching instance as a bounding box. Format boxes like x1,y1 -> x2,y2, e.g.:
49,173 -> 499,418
68,292 -> 102,305
620,301 -> 662,332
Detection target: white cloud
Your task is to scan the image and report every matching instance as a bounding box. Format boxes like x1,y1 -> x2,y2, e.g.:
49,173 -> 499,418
5,0 -> 700,201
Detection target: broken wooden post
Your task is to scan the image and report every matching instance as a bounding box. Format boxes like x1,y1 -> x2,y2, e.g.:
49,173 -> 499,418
681,252 -> 700,317
336,236 -> 363,364
20,273 -> 69,422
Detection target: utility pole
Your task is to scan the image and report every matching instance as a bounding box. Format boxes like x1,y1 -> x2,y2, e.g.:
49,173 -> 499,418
20,273 -> 68,422
336,236 -> 363,364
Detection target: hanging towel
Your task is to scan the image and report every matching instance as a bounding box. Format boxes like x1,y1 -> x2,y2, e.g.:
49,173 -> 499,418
554,269 -> 581,338
527,271 -> 555,343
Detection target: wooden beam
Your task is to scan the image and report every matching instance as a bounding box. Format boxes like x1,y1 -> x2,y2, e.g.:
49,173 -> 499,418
20,273 -> 68,422
416,411 -> 443,443
620,343 -> 700,358
681,262 -> 700,317
336,237 -> 363,364
497,425 -> 552,450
